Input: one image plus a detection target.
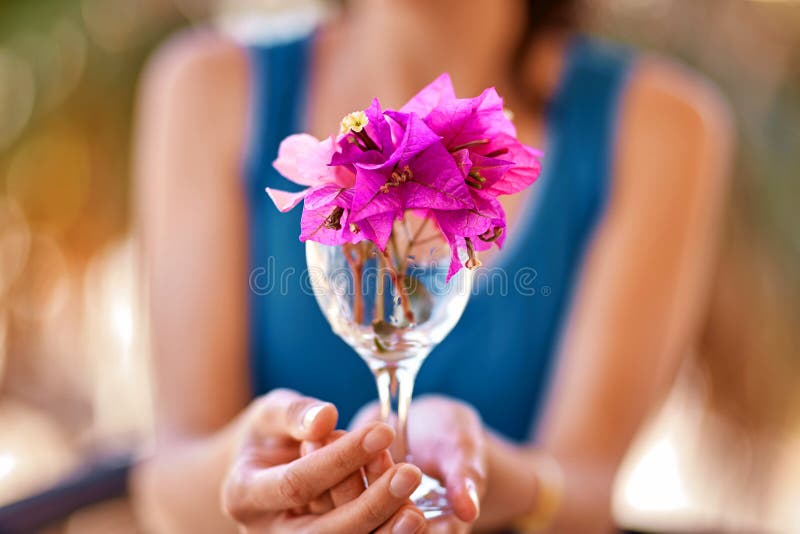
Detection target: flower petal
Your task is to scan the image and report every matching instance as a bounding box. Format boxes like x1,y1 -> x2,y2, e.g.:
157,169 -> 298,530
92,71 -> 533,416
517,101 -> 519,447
445,235 -> 465,282
364,98 -> 394,153
273,134 -> 342,187
304,184 -> 353,211
425,87 -> 516,151
349,167 -> 404,220
402,142 -> 474,211
266,187 -> 308,212
300,205 -> 352,245
401,73 -> 457,117
355,212 -> 395,251
484,134 -> 543,195
433,195 -> 505,244
466,153 -> 513,190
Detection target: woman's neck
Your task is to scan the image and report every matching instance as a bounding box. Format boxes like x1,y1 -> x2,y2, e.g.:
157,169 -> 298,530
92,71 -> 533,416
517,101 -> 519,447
339,0 -> 527,102
311,0 -> 569,144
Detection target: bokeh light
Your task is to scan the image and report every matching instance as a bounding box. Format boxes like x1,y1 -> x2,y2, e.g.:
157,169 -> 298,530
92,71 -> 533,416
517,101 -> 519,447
6,126 -> 91,234
0,48 -> 35,150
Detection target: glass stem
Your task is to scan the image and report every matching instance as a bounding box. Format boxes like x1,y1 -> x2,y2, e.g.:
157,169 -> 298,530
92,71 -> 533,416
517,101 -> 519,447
371,360 -> 421,462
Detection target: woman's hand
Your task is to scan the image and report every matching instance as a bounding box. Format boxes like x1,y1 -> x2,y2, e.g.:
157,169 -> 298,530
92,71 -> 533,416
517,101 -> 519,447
352,395 -> 487,533
222,389 -> 427,533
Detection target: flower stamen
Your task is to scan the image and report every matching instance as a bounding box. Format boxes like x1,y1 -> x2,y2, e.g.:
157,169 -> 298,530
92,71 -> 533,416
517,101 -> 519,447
466,170 -> 486,189
468,171 -> 486,183
478,226 -> 503,243
450,139 -> 490,152
465,237 -> 482,270
340,110 -> 380,152
340,111 -> 368,134
484,147 -> 509,158
379,165 -> 413,193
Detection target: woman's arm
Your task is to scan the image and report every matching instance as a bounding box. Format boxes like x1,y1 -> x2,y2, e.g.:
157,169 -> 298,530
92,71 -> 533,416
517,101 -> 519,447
532,58 -> 734,532
130,30 -> 253,532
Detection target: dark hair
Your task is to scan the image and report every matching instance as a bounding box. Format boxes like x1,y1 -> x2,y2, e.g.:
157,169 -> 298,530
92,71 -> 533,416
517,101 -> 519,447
513,0 -> 582,106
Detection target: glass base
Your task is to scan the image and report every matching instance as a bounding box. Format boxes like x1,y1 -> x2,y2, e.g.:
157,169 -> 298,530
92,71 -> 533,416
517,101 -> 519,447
410,472 -> 451,519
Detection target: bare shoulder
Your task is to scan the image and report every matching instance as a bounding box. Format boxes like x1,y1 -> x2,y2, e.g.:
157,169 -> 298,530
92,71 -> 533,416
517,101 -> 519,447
626,55 -> 733,130
137,28 -> 250,157
615,54 -> 735,198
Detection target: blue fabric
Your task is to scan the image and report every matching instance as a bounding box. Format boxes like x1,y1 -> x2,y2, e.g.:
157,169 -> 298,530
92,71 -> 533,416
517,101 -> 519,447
243,34 -> 633,442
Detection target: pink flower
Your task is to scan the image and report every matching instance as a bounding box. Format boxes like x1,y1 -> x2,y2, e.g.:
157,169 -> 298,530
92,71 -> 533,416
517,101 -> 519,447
347,110 -> 474,219
266,73 -> 543,281
400,74 -> 543,278
332,100 -> 475,250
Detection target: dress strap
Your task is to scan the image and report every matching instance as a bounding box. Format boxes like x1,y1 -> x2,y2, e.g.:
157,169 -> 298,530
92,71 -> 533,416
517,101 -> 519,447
517,36 -> 635,439
545,35 -> 635,209
243,34 -> 314,195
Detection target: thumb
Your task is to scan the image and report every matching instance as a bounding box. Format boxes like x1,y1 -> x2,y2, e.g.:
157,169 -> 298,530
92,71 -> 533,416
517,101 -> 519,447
249,389 -> 338,441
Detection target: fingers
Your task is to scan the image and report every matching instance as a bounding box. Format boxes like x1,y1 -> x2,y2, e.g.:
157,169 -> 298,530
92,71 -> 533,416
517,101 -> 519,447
365,449 -> 394,485
250,389 -> 338,442
445,469 -> 481,524
241,422 -> 395,511
373,504 -> 427,534
417,401 -> 485,523
317,463 -> 423,533
301,439 -> 335,514
323,432 -> 368,507
440,436 -> 484,522
440,441 -> 484,523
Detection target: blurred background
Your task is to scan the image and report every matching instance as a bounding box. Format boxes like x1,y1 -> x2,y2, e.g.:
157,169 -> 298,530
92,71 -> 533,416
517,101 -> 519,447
0,0 -> 798,532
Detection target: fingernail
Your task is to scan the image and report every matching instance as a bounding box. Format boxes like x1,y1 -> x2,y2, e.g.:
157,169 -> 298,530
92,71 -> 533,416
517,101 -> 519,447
302,404 -> 326,430
362,424 -> 393,454
390,465 -> 421,498
393,510 -> 425,534
465,477 -> 480,516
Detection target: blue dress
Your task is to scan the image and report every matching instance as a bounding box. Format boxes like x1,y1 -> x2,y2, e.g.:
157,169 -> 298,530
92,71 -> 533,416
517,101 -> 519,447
243,32 -> 633,443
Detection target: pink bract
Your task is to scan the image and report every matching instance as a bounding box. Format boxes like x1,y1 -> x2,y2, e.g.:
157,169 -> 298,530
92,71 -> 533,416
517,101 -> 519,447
266,73 -> 542,279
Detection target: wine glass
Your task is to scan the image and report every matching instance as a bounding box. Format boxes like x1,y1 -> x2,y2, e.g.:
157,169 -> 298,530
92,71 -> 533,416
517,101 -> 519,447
305,220 -> 473,519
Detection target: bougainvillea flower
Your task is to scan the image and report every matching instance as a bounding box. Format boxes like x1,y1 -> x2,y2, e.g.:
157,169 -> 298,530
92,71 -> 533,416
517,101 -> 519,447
267,72 -> 543,280
348,111 -> 474,222
402,73 -> 541,197
398,73 -> 543,277
327,100 -> 475,250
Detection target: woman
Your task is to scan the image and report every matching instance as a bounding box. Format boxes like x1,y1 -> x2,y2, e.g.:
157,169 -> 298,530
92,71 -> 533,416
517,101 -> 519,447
132,0 -> 732,532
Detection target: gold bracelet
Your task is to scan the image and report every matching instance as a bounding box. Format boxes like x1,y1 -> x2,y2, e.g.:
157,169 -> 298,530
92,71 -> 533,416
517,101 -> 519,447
511,452 -> 565,534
